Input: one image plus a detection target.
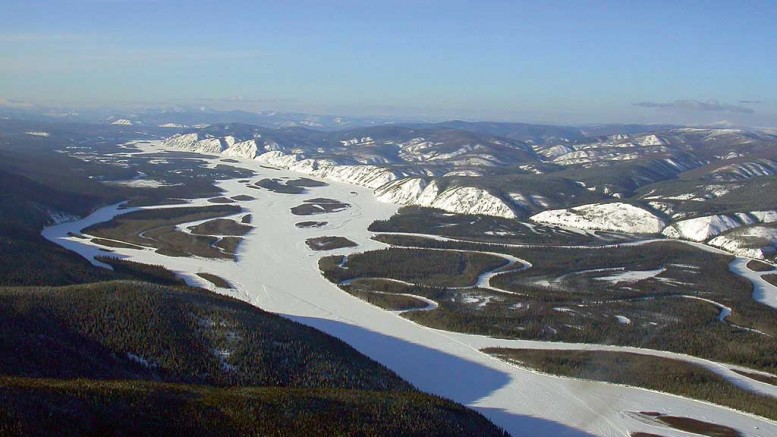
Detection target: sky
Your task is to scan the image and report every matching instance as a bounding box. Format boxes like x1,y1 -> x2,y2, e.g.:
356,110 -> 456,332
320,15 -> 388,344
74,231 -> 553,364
1,0 -> 775,126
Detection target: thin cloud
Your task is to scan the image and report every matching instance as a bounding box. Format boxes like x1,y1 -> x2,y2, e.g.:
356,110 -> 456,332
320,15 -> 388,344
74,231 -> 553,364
634,99 -> 755,114
0,97 -> 35,109
739,100 -> 764,104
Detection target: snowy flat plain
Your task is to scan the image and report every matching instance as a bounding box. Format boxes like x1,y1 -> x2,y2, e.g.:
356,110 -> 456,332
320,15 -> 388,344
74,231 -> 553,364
43,143 -> 777,437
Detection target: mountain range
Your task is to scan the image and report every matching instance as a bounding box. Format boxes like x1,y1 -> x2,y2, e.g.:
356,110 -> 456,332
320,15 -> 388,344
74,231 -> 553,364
161,121 -> 777,259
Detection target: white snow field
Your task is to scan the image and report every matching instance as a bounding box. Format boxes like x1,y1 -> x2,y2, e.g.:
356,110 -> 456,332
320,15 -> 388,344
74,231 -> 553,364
42,144 -> 777,437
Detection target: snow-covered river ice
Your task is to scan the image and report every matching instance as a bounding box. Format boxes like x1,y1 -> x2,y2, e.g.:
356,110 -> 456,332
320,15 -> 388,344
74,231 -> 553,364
43,144 -> 777,437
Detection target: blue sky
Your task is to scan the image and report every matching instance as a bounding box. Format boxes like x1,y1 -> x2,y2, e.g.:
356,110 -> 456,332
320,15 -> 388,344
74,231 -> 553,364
1,0 -> 775,126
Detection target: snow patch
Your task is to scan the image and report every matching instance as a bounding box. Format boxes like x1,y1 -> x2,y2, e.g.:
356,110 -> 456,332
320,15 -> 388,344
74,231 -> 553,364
103,179 -> 177,188
596,267 -> 666,284
614,315 -> 631,324
127,352 -> 153,368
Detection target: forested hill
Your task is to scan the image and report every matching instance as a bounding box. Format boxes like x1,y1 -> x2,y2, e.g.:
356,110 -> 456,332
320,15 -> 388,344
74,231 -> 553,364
0,281 -> 507,436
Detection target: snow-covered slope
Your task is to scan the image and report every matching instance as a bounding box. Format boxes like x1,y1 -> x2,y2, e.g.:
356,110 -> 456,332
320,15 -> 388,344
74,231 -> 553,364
258,152 -> 517,218
709,226 -> 777,259
374,177 -> 429,205
110,119 -> 133,126
536,133 -> 671,167
163,132 -> 279,158
709,159 -> 777,181
161,133 -> 519,218
164,133 -> 401,187
159,123 -> 777,227
418,184 -> 516,218
163,133 -> 226,155
662,211 -> 777,242
374,178 -> 516,218
535,144 -> 574,159
256,151 -> 403,190
222,139 -> 258,159
530,202 -> 666,234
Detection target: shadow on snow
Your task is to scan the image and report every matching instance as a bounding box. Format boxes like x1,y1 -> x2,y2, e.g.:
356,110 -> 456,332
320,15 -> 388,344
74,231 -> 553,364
289,315 -> 596,437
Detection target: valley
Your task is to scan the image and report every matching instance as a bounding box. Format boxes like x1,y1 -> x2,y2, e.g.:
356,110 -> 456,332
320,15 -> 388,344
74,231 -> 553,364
41,138 -> 777,437
5,4 -> 775,436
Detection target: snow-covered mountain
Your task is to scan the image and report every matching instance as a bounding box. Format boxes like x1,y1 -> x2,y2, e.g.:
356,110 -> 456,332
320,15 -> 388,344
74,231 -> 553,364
662,211 -> 777,242
375,179 -> 516,218
161,130 -> 520,218
159,122 -> 777,254
537,133 -> 671,167
255,151 -> 405,190
530,202 -> 666,234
